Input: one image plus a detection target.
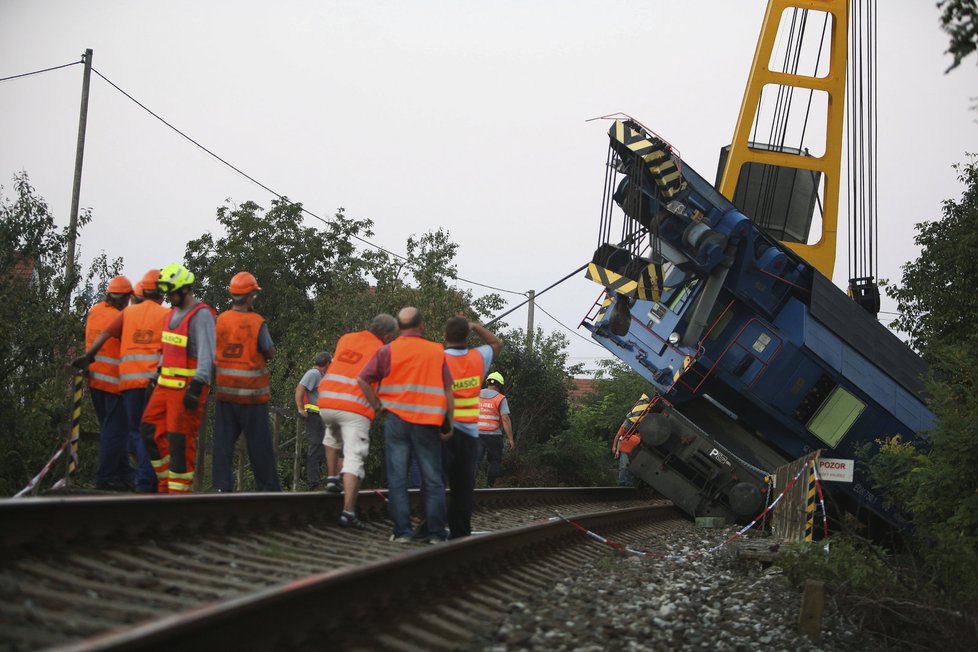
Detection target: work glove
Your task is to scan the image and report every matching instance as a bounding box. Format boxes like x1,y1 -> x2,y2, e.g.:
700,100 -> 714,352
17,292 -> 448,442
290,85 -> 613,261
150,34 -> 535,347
144,376 -> 158,404
183,379 -> 204,411
71,352 -> 94,370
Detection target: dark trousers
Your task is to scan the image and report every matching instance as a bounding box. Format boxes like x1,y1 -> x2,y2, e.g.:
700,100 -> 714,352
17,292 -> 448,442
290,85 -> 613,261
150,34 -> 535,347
443,432 -> 480,538
476,433 -> 504,487
91,388 -> 132,489
121,389 -> 157,492
304,412 -> 325,487
213,401 -> 282,492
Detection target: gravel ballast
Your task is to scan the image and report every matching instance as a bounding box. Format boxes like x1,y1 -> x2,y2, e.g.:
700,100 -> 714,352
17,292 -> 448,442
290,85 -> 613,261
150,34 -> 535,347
468,525 -> 879,651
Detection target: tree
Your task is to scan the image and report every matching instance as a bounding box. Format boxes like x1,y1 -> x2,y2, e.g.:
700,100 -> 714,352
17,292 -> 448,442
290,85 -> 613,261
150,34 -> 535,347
885,157 -> 978,355
0,172 -> 118,495
567,359 -> 654,446
937,0 -> 978,71
861,157 -> 978,645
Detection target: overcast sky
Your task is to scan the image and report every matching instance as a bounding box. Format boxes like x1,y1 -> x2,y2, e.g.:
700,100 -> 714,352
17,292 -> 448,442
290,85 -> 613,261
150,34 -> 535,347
2,1 -> 975,372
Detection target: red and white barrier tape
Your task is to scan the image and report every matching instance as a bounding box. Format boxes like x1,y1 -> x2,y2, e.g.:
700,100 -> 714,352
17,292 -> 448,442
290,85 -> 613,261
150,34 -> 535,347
555,460 -> 820,561
14,436 -> 72,498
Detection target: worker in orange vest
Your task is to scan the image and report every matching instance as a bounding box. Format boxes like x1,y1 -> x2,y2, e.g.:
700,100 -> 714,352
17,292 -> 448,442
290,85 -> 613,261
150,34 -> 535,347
72,275 -> 134,490
358,307 -> 454,543
612,393 -> 651,487
79,269 -> 169,492
212,271 -> 281,492
139,264 -> 216,494
317,313 -> 399,528
442,315 -> 502,538
476,371 -> 514,487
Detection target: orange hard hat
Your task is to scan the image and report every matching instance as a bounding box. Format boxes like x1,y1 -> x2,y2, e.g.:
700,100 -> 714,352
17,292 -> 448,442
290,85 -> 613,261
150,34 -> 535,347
107,275 -> 133,294
140,268 -> 161,292
228,271 -> 261,295
133,281 -> 144,298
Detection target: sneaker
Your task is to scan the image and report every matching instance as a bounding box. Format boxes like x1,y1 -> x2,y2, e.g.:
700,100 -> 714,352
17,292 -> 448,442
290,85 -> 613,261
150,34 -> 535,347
324,481 -> 342,494
389,534 -> 413,544
339,511 -> 367,530
426,537 -> 447,545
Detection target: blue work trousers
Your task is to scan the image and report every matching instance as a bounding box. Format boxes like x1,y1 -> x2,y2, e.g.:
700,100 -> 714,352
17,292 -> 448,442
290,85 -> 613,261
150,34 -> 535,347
384,412 -> 447,539
212,401 -> 282,492
476,433 -> 504,487
443,430 -> 480,538
91,388 -> 132,490
121,388 -> 157,492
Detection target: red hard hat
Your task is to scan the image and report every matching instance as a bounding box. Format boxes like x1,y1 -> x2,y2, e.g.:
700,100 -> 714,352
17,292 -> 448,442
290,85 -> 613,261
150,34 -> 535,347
107,275 -> 133,294
229,271 -> 261,295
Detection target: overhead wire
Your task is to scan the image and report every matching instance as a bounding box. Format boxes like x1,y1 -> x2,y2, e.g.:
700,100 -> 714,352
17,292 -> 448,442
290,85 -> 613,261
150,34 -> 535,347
89,68 -> 525,297
533,299 -> 606,348
0,60 -> 80,83
7,60 -> 590,340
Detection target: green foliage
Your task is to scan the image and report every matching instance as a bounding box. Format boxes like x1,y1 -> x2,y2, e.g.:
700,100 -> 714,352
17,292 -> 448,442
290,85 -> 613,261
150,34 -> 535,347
491,327 -> 575,452
937,0 -> 978,71
502,428 -> 615,487
0,173 -> 119,495
885,157 -> 978,355
568,359 -> 652,448
778,536 -> 905,597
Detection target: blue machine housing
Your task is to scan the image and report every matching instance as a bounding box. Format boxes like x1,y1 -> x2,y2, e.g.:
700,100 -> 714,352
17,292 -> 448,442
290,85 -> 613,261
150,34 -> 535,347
583,121 -> 934,533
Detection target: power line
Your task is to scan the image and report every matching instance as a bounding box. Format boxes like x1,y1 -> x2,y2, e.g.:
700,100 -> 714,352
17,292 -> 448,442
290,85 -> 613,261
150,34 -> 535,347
0,60 -> 80,83
89,67 -> 523,296
534,299 -> 606,348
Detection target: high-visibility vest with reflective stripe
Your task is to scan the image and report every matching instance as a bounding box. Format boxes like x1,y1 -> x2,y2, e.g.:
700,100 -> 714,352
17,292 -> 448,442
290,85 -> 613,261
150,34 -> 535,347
479,392 -> 505,432
377,336 -> 447,426
85,301 -> 122,393
118,299 -> 168,390
317,330 -> 384,419
445,349 -> 484,423
618,393 -> 652,453
159,303 -> 214,389
214,310 -> 270,404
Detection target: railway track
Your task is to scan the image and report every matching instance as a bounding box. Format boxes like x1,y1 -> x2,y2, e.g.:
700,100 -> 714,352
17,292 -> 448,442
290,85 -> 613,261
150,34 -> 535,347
0,487 -> 680,650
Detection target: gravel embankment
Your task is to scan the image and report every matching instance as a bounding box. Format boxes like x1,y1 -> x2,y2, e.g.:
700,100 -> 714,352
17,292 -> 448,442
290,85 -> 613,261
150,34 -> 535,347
468,527 -> 880,651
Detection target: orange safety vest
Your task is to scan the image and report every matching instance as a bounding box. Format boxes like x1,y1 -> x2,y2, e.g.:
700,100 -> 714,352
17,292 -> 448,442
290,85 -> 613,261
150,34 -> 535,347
478,392 -> 505,432
118,300 -> 169,391
317,330 -> 384,419
159,303 -> 215,390
618,393 -> 651,453
377,336 -> 447,426
214,310 -> 271,404
85,302 -> 122,393
445,349 -> 484,423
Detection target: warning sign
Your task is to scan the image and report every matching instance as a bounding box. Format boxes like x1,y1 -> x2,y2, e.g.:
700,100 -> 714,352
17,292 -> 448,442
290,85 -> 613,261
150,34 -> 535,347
818,457 -> 854,482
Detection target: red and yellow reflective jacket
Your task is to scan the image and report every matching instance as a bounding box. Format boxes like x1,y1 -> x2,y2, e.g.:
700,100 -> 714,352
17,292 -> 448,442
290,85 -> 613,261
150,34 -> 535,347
159,303 -> 215,390
445,349 -> 484,423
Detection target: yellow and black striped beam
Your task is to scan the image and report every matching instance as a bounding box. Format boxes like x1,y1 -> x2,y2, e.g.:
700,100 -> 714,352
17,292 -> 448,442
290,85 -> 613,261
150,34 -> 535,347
585,262 -> 638,298
636,262 -> 663,302
609,120 -> 686,199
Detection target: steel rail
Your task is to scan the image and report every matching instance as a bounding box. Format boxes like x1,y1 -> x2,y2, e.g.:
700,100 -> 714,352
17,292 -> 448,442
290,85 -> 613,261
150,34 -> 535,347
53,503 -> 679,651
0,486 -> 645,553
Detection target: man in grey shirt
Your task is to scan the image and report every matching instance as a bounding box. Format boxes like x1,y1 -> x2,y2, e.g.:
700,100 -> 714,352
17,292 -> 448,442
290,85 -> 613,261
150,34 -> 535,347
139,263 -> 216,494
294,351 -> 332,490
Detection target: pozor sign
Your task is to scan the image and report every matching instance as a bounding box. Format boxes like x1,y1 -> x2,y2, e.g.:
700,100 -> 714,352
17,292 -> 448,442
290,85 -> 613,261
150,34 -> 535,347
818,457 -> 854,482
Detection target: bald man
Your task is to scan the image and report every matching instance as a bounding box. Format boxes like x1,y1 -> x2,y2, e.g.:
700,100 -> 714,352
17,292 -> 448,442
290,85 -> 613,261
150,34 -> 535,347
358,307 -> 454,544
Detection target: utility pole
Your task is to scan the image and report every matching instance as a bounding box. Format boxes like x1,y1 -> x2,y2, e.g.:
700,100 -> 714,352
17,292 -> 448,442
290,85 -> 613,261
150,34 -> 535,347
525,289 -> 535,350
63,48 -> 93,312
